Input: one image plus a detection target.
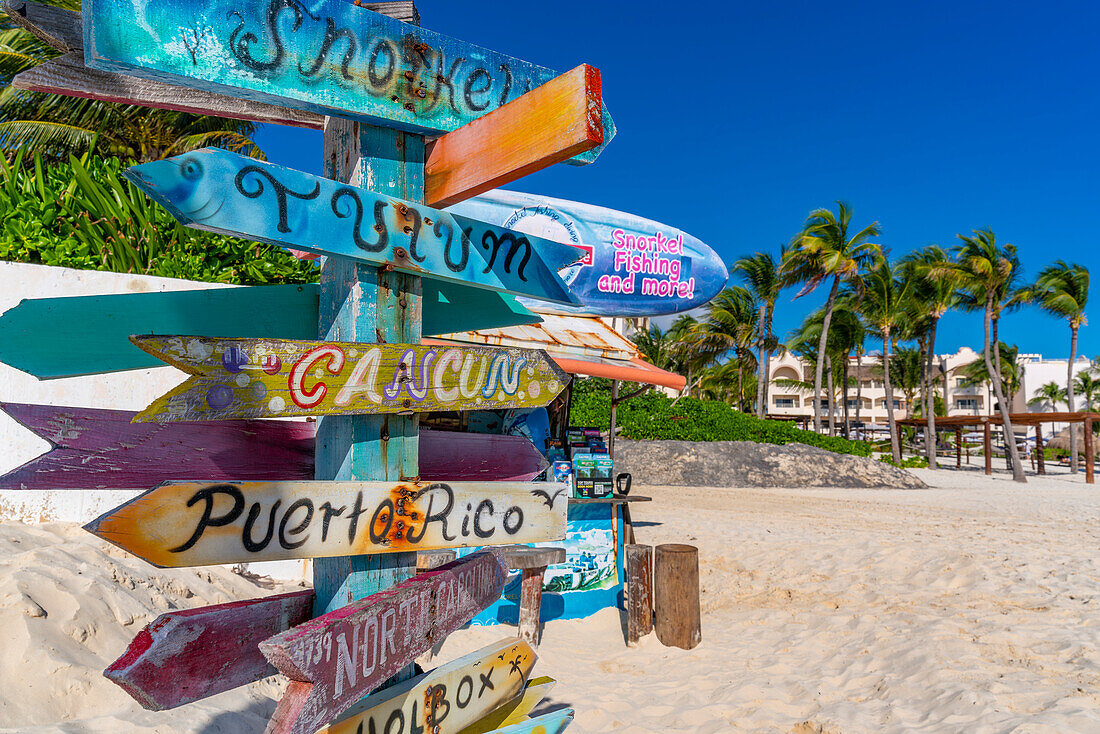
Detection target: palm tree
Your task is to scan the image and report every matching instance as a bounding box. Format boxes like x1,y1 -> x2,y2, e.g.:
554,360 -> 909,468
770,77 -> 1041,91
732,250 -> 783,418
952,229 -> 1027,482
1075,370 -> 1099,412
1028,381 -> 1067,411
959,342 -> 1023,401
632,326 -> 676,371
0,7 -> 263,160
902,245 -> 960,468
1019,261 -> 1088,472
889,346 -> 924,419
853,257 -> 911,464
781,202 -> 882,433
787,306 -> 864,437
685,287 -> 759,408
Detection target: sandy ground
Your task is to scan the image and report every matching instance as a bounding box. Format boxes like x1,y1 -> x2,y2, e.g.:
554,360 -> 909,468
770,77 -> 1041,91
2,467 -> 1099,733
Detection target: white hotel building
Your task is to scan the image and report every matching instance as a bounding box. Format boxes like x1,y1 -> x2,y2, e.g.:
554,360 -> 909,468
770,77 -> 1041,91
765,348 -> 1093,428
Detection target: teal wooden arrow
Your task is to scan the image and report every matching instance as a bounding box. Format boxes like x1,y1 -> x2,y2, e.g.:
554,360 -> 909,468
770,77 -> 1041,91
0,281 -> 538,379
125,149 -> 583,306
81,0 -> 613,165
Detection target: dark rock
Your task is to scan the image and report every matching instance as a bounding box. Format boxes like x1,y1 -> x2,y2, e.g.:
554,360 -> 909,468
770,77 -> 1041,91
613,440 -> 926,489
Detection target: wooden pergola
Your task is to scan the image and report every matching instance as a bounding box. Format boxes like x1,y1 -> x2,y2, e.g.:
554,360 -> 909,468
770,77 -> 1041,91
895,412 -> 1100,483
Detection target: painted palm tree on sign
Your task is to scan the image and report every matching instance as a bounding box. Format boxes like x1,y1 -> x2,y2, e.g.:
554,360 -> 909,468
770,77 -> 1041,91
902,245 -> 961,469
781,202 -> 882,434
1019,261 -> 1089,473
852,257 -> 911,464
732,250 -> 784,418
1028,381 -> 1067,412
952,228 -> 1027,482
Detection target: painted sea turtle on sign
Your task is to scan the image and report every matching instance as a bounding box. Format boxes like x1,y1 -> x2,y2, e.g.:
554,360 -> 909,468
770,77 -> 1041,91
447,189 -> 728,317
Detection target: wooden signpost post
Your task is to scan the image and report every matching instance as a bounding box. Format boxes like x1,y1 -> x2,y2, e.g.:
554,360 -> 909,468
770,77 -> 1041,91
319,638 -> 537,734
129,335 -> 569,422
85,479 -> 569,567
125,149 -> 585,305
0,403 -> 549,488
259,551 -> 507,734
104,589 -> 314,710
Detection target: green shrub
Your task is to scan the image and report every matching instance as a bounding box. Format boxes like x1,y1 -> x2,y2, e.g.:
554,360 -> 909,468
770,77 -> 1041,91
879,455 -> 928,469
569,377 -> 872,457
0,151 -> 318,285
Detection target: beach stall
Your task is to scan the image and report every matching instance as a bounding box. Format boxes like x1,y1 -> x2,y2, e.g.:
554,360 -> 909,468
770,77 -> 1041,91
426,313 -> 686,626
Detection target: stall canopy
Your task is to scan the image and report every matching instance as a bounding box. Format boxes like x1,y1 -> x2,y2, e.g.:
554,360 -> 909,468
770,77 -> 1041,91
426,312 -> 686,390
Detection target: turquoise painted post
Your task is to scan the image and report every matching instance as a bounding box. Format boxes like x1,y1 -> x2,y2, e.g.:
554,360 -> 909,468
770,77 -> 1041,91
312,117 -> 422,617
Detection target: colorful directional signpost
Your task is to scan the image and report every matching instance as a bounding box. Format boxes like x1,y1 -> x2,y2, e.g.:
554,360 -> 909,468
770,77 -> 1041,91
0,0 -> 622,730
85,479 -> 569,567
130,335 -> 569,422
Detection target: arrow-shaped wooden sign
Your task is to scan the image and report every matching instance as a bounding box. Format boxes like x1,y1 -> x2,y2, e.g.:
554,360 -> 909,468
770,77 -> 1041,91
483,709 -> 575,734
0,403 -> 549,489
125,150 -> 583,306
456,676 -> 556,734
130,335 -> 569,422
319,638 -> 537,734
105,589 -> 314,710
259,551 -> 509,734
84,479 -> 569,567
81,0 -> 614,163
0,282 -> 538,380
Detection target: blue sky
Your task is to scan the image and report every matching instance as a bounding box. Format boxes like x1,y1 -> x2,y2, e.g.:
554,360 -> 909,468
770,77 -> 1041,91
255,0 -> 1099,360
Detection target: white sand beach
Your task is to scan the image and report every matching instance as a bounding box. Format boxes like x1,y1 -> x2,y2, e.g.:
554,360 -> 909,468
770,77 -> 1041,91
2,468 -> 1099,733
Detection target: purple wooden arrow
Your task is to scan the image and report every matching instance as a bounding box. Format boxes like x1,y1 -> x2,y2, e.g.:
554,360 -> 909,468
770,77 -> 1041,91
106,589 -> 314,711
0,403 -> 547,488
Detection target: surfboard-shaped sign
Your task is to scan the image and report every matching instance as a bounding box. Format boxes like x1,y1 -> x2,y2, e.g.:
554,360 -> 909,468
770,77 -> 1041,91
447,190 -> 728,317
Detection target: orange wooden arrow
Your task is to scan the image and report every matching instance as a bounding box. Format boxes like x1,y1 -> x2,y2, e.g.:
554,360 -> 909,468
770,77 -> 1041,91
425,64 -> 603,208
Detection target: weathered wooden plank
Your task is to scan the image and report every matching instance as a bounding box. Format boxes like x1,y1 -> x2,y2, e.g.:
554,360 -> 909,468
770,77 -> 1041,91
0,282 -> 539,380
83,479 -> 570,567
2,0 -> 418,53
0,403 -> 549,489
259,552 -> 508,734
425,64 -> 603,208
105,589 -> 313,710
448,189 -> 730,317
125,149 -> 583,305
81,0 -> 614,163
456,676 -> 556,734
320,639 -> 538,734
130,335 -> 569,422
484,709 -> 574,734
13,52 -> 326,129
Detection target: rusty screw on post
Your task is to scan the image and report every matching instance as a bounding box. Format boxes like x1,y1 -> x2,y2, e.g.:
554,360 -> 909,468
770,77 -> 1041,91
394,247 -> 408,259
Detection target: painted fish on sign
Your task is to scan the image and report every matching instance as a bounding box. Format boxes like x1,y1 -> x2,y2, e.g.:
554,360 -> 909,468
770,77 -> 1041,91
130,336 -> 569,423
83,479 -> 569,567
125,150 -> 583,306
447,189 -> 729,317
319,639 -> 537,734
259,552 -> 509,734
82,0 -> 614,162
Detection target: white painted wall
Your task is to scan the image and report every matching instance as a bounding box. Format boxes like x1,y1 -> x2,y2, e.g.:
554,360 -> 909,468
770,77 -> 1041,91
0,263 -> 305,579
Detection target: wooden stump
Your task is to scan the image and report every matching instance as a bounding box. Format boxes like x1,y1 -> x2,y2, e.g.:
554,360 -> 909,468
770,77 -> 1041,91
654,544 -> 700,650
1085,418 -> 1094,485
625,544 -> 653,646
